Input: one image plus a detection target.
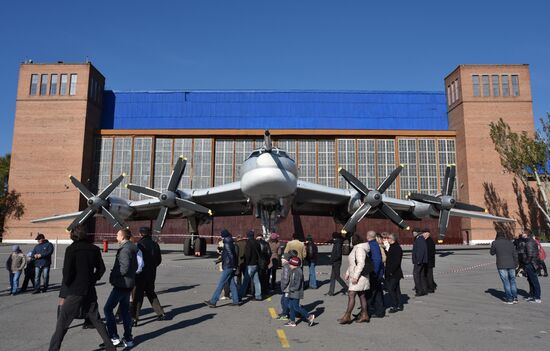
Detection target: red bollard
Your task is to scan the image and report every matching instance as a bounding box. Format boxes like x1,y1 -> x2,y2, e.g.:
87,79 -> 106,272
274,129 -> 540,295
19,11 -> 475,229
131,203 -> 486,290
103,240 -> 109,253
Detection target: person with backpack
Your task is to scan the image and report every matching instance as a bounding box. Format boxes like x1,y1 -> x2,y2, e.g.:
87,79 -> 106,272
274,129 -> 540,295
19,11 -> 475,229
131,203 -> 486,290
131,227 -> 165,326
283,257 -> 315,327
338,233 -> 371,324
534,235 -> 548,277
6,245 -> 26,296
257,235 -> 272,296
305,234 -> 318,289
385,233 -> 404,313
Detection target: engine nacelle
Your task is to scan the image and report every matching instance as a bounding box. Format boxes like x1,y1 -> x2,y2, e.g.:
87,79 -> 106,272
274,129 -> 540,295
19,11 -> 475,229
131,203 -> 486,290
108,197 -> 135,220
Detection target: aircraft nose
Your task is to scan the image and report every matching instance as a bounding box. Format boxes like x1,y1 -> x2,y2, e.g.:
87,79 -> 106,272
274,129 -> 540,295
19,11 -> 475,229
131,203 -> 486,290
256,152 -> 278,167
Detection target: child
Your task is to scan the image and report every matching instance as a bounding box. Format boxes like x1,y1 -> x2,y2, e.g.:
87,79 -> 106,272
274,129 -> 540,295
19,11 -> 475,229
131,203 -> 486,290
284,257 -> 315,327
277,253 -> 292,320
6,245 -> 27,296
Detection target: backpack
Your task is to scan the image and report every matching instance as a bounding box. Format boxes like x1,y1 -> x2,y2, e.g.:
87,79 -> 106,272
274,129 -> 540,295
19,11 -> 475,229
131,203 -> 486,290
354,247 -> 373,277
538,241 -> 547,261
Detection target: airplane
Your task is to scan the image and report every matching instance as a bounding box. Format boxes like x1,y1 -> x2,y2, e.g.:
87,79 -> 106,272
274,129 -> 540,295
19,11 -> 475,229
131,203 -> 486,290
33,130 -> 514,251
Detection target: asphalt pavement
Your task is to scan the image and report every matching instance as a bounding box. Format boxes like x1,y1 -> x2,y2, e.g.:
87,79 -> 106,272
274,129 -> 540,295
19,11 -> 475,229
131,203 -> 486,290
0,243 -> 549,351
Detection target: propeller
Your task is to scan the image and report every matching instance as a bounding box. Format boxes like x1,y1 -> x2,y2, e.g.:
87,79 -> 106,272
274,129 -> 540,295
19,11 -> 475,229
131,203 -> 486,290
407,164 -> 486,240
339,165 -> 409,234
126,156 -> 212,234
67,173 -> 128,232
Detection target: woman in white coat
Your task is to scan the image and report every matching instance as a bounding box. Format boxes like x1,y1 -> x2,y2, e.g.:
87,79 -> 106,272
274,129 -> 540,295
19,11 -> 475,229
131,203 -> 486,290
338,233 -> 371,324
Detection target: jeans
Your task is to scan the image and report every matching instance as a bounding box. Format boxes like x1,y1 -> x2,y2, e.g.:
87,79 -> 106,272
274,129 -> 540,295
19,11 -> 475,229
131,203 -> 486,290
9,271 -> 22,294
211,268 -> 239,305
497,268 -> 517,302
239,265 -> 262,300
280,294 -> 289,315
524,263 -> 541,300
288,297 -> 309,322
104,287 -> 133,341
35,266 -> 50,292
308,263 -> 317,289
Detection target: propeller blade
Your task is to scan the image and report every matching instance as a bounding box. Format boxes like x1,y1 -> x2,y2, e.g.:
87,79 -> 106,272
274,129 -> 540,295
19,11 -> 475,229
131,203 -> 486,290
438,209 -> 451,240
167,156 -> 187,192
66,208 -> 95,231
126,184 -> 162,199
342,203 -> 372,234
408,193 -> 442,206
98,174 -> 125,200
379,203 -> 409,230
454,202 -> 485,212
101,206 -> 126,231
69,176 -> 94,200
339,168 -> 369,196
377,165 -> 403,194
153,206 -> 169,234
446,165 -> 456,196
441,166 -> 450,196
175,198 -> 212,215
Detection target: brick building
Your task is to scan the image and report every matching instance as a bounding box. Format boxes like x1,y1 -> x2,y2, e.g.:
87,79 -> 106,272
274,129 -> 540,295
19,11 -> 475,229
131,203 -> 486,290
3,62 -> 536,244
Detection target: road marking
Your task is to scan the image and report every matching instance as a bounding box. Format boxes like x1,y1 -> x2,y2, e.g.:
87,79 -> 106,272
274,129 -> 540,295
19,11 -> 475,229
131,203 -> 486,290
276,329 -> 290,348
269,307 -> 278,319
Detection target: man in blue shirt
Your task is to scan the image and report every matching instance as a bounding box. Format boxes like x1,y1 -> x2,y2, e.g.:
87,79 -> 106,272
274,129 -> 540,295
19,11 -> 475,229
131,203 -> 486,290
366,230 -> 385,318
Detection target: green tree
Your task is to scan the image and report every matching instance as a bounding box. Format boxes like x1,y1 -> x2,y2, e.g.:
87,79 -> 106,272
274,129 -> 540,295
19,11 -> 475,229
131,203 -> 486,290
0,154 -> 25,237
489,115 -> 550,229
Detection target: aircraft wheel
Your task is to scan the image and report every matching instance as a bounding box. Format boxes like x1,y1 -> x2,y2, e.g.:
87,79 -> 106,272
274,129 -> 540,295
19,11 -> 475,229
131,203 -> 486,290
196,237 -> 207,256
183,237 -> 193,256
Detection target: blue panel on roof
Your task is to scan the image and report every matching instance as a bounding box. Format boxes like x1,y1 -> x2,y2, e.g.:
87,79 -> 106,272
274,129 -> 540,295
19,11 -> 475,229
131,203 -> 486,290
101,90 -> 449,131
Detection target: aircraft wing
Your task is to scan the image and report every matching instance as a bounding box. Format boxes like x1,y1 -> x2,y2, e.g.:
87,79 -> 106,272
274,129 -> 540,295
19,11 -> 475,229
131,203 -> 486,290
31,211 -> 83,223
449,208 -> 516,222
292,181 -> 352,217
191,181 -> 252,216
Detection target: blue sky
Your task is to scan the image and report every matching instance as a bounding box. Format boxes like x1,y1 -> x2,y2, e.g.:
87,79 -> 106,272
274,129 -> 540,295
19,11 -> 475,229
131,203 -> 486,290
1,0 -> 549,156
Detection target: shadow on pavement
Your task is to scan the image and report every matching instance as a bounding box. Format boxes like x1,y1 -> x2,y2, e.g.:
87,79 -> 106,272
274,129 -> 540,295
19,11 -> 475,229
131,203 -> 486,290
133,314 -> 216,345
157,284 -> 199,295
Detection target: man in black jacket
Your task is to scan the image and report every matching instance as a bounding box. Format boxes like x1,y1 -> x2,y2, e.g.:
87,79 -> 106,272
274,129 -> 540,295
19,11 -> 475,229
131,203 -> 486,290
239,230 -> 262,301
490,231 -> 518,303
521,231 -> 542,303
48,227 -> 115,351
424,230 -> 437,293
257,235 -> 272,296
326,232 -> 348,296
412,228 -> 428,296
131,227 -> 165,326
104,229 -> 138,348
385,233 -> 404,313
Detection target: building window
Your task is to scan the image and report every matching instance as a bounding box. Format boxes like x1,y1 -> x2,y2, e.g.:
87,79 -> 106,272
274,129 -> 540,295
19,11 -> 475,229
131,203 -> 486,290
398,139 -> 418,199
154,139 -> 173,191
69,74 -> 77,95
511,75 -> 520,96
502,75 -> 509,96
438,139 -> 457,197
482,75 -> 490,97
89,77 -> 95,100
30,74 -> 38,96
455,79 -> 460,100
214,139 -> 235,186
131,137 -> 152,200
418,139 -> 438,195
451,82 -> 456,103
111,137 -> 132,198
92,137 -> 113,194
235,140 -> 255,180
40,74 -> 48,96
192,138 -> 213,188
472,75 -> 480,97
447,85 -> 451,105
376,139 -> 396,198
492,75 -> 500,96
318,140 -> 335,187
357,139 -> 376,189
337,139 -> 357,189
50,74 -> 58,95
60,74 -> 68,95
173,138 -> 193,188
297,140 -> 317,183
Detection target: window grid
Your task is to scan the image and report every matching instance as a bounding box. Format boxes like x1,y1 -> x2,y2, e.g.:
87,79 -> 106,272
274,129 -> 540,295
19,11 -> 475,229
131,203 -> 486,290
492,75 -> 500,96
92,137 -> 113,194
40,74 -> 48,96
357,139 -> 376,189
317,140 -> 335,187
131,137 -> 152,200
455,79 -> 460,100
511,75 -> 520,96
337,139 -> 357,189
472,75 -> 480,97
297,140 -> 316,182
418,139 -> 438,195
437,139 -> 458,197
214,139 -> 235,186
482,75 -> 490,97
376,139 -> 396,197
398,139 -> 418,199
111,137 -> 132,198
502,75 -> 510,96
154,138 -> 173,191
50,74 -> 58,95
275,140 -> 297,160
192,138 -> 213,188
173,138 -> 193,188
60,74 -> 68,95
69,74 -> 77,96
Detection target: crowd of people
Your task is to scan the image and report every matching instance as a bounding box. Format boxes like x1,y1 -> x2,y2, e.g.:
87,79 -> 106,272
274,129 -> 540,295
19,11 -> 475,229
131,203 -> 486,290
4,225 -> 548,349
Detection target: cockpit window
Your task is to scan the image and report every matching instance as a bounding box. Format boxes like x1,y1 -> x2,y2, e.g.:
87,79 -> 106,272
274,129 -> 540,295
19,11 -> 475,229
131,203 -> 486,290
245,148 -> 295,162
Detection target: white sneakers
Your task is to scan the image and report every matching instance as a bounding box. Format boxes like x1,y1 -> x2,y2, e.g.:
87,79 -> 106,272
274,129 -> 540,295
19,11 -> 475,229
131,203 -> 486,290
529,299 -> 542,304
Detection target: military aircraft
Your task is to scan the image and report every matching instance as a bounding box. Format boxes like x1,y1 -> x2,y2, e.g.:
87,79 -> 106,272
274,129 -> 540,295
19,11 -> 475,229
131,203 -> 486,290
33,130 -> 513,250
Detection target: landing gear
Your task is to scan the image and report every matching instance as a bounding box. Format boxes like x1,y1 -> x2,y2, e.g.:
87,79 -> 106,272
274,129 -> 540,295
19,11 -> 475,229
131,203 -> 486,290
183,217 -> 206,256
257,204 -> 280,240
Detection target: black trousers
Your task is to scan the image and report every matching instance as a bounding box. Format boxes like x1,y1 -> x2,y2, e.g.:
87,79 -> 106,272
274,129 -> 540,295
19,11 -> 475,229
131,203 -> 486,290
328,261 -> 348,294
259,268 -> 269,295
413,264 -> 428,294
385,277 -> 403,308
426,265 -> 437,292
49,295 -> 115,351
132,273 -> 164,322
268,267 -> 277,290
367,274 -> 385,316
